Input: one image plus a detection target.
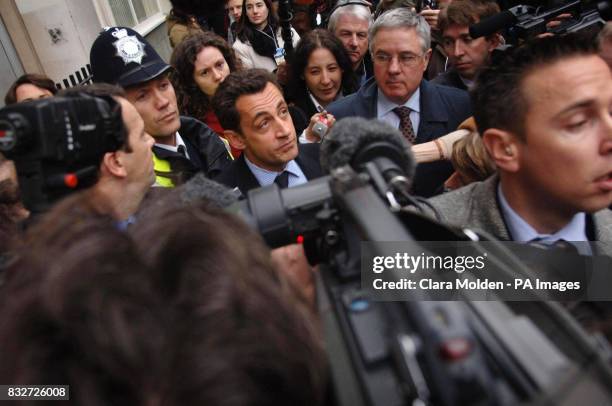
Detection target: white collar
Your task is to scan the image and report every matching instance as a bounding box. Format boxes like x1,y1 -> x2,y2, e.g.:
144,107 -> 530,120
377,87 -> 420,117
497,183 -> 588,243
154,132 -> 188,155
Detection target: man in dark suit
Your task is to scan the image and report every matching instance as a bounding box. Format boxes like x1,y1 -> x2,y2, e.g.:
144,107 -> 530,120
424,35 -> 612,245
212,69 -> 323,196
328,8 -> 472,197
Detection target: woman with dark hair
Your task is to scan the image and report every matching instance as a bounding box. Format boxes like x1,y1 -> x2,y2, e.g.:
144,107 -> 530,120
4,73 -> 57,105
166,0 -> 227,47
287,29 -> 357,142
171,32 -> 241,156
167,0 -> 205,48
233,0 -> 300,72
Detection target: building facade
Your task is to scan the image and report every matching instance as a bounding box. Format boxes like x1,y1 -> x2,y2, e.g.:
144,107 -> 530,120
0,0 -> 172,106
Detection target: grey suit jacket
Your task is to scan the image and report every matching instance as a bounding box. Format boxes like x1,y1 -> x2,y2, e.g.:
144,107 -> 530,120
423,176 -> 612,242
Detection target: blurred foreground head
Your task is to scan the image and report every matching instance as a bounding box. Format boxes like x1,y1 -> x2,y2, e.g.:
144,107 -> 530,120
0,200 -> 328,406
131,202 -> 328,406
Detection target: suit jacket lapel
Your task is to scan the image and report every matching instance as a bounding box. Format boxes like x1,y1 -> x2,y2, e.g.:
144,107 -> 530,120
417,80 -> 450,143
235,155 -> 262,195
295,154 -> 322,181
358,78 -> 379,119
593,209 -> 612,241
469,176 -> 512,240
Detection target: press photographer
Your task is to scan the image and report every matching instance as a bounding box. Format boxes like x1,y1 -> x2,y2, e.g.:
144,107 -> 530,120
0,84 -> 155,221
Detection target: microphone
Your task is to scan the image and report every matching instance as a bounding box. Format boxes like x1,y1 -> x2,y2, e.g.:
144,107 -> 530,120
468,5 -> 535,39
177,173 -> 241,208
320,117 -> 416,189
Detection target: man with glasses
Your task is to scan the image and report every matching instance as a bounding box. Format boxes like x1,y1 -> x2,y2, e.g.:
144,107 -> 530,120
328,8 -> 472,197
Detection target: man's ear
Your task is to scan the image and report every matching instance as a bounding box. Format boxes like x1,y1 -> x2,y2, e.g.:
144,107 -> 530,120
101,151 -> 127,178
486,33 -> 502,52
482,128 -> 520,173
224,130 -> 246,151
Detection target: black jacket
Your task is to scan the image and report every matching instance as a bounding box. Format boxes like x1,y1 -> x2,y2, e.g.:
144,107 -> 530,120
213,143 -> 323,196
153,116 -> 232,185
431,69 -> 468,91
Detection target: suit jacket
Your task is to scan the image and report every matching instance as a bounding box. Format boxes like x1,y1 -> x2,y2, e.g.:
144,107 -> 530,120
327,78 -> 472,197
213,143 -> 323,196
423,175 -> 612,242
431,69 -> 468,91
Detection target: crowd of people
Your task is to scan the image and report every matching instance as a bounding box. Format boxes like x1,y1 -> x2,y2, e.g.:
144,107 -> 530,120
1,0 -> 612,404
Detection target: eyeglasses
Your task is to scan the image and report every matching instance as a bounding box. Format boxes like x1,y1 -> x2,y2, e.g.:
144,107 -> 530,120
373,53 -> 424,68
331,0 -> 372,14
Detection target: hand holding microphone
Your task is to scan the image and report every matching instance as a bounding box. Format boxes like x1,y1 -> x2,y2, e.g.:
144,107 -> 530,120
305,111 -> 336,142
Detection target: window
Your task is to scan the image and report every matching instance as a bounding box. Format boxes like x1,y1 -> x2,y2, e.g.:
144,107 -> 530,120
97,0 -> 165,33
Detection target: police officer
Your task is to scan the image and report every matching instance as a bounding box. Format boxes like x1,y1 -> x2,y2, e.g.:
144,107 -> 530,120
90,27 -> 232,187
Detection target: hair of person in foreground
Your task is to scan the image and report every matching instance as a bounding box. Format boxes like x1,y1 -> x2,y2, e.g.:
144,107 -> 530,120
0,196 -> 329,406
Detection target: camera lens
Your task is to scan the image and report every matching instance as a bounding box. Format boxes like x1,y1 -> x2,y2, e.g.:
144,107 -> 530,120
0,119 -> 18,152
0,113 -> 30,157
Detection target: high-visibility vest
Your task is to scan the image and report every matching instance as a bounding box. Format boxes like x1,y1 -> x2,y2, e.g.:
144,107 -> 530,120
152,154 -> 176,187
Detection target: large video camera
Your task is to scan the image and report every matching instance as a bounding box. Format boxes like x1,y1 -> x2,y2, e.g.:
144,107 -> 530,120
239,118 -> 612,405
0,95 -> 125,213
470,0 -> 612,43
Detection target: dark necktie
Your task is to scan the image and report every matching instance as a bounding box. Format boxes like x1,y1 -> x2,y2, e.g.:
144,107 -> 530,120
274,171 -> 289,189
393,106 -> 416,144
529,238 -> 580,255
177,145 -> 187,158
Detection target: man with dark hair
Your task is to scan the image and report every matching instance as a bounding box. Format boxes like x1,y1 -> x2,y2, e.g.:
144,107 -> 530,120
434,0 -> 501,91
212,69 -> 322,195
4,73 -> 57,105
57,84 -> 156,222
425,34 -> 612,243
0,215 -> 168,404
89,26 -> 231,187
328,8 -> 472,197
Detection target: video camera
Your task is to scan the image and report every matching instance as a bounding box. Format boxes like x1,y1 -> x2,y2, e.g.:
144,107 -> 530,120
469,0 -> 612,43
0,95 -> 125,213
239,118 -> 612,405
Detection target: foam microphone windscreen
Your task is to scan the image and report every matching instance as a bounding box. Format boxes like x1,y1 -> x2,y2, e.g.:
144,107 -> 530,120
178,173 -> 240,208
320,117 -> 416,180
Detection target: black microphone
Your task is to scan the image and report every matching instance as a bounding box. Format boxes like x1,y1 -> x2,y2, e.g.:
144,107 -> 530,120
469,9 -> 517,38
177,173 -> 241,208
320,117 -> 416,189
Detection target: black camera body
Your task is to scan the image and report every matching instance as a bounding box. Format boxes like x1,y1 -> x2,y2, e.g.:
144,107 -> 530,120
0,95 -> 125,213
469,0 -> 611,42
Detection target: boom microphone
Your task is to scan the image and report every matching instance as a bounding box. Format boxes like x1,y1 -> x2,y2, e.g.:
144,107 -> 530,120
320,117 -> 416,189
469,9 -> 519,38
